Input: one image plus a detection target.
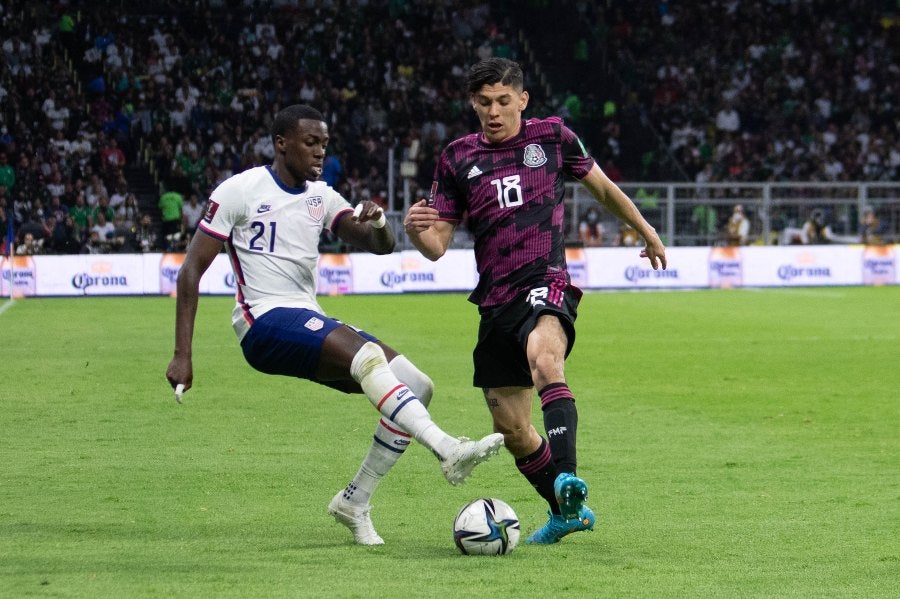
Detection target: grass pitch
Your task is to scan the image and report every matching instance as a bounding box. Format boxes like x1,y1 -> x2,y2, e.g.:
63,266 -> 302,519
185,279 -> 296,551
1,287 -> 897,598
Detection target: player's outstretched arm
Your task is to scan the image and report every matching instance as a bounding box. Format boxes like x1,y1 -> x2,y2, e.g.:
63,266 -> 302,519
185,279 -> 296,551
165,230 -> 224,396
335,200 -> 395,255
580,164 -> 667,270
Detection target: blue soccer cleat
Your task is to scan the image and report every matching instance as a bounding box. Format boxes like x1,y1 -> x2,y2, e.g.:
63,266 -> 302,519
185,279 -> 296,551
554,472 -> 588,520
525,506 -> 596,545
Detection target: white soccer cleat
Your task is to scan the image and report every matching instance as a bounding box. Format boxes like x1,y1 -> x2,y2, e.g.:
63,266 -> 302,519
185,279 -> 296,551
328,492 -> 385,546
440,433 -> 505,485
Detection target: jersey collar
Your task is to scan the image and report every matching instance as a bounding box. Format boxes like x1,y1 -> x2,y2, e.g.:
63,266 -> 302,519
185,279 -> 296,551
479,119 -> 525,147
266,165 -> 309,194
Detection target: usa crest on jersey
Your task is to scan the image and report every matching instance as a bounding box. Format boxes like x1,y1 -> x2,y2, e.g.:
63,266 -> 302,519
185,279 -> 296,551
523,144 -> 547,167
306,196 -> 324,221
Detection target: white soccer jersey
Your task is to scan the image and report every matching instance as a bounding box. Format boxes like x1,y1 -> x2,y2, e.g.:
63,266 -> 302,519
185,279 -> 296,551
198,165 -> 352,340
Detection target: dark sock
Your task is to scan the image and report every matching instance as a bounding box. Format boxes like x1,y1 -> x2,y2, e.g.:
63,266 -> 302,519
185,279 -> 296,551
515,439 -> 561,514
540,383 -> 578,475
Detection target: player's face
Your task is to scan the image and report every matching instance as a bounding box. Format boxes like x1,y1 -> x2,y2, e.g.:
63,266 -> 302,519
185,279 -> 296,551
471,83 -> 529,144
276,119 -> 328,185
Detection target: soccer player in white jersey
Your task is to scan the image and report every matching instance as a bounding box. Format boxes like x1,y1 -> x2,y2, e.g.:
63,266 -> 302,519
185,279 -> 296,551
166,104 -> 503,545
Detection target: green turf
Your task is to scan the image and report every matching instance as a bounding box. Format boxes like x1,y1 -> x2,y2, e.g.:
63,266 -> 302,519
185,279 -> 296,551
1,288 -> 897,598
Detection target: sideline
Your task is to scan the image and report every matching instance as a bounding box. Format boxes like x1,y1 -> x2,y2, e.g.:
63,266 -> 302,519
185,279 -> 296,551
0,298 -> 15,316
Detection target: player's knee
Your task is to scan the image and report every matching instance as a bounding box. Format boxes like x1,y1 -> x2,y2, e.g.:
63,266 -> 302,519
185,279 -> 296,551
350,341 -> 389,383
530,354 -> 565,388
389,354 -> 434,407
493,421 -> 535,454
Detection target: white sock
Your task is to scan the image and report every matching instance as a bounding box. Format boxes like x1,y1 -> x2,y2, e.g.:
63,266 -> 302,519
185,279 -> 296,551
341,418 -> 410,505
342,356 -> 436,505
350,342 -> 456,459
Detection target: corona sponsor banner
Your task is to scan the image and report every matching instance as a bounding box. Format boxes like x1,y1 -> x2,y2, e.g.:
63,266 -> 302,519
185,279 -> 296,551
9,247 -> 899,296
861,245 -> 895,286
742,246 -> 863,287
565,248 -> 588,289
75,255 -> 145,295
156,253 -> 244,296
29,254 -> 144,295
159,253 -> 185,296
202,254 -> 237,295
346,252 -> 404,294
584,247 -> 708,288
318,253 -> 354,295
709,247 -> 743,288
30,255 -> 82,295
1,256 -> 37,297
391,249 -> 476,293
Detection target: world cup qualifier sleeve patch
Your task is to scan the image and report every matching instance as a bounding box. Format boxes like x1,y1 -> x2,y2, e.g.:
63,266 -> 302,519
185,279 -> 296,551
202,200 -> 220,223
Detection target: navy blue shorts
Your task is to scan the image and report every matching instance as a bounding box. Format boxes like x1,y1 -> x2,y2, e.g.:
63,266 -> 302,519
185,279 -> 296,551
240,307 -> 378,387
473,281 -> 582,389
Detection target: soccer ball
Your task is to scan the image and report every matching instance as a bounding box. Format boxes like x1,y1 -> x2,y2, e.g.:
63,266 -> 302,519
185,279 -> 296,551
453,498 -> 520,555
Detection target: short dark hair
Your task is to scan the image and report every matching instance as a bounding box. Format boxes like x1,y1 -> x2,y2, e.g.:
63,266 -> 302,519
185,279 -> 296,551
271,104 -> 325,138
466,58 -> 524,95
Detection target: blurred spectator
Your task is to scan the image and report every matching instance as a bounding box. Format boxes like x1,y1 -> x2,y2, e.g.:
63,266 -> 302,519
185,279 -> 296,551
116,193 -> 141,228
173,146 -> 205,191
615,222 -> 642,247
158,188 -> 184,245
859,207 -> 883,245
47,215 -> 82,254
691,203 -> 718,239
85,175 -> 108,208
13,191 -> 32,228
798,209 -> 837,245
723,204 -> 750,246
181,192 -> 205,237
90,197 -> 116,228
0,126 -> 13,151
16,231 -> 42,255
109,214 -> 133,252
578,207 -> 604,247
322,153 -> 343,189
108,181 -> 128,211
0,152 -> 14,193
90,211 -> 115,244
602,159 -> 623,183
48,195 -> 69,223
100,138 -> 126,175
81,230 -> 106,254
0,202 -> 9,254
69,193 -> 91,239
134,213 -> 159,253
38,215 -> 57,244
45,171 -> 66,198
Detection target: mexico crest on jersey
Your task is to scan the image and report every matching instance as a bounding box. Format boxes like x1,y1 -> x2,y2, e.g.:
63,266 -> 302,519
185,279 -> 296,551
306,196 -> 324,221
523,144 -> 547,167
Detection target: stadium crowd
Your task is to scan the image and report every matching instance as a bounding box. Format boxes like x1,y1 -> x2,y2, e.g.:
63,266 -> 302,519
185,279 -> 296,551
1,0 -> 897,255
509,0 -> 898,185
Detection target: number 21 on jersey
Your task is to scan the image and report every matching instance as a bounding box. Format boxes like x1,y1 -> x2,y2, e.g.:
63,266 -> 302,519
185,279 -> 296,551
491,175 -> 523,209
249,220 -> 277,252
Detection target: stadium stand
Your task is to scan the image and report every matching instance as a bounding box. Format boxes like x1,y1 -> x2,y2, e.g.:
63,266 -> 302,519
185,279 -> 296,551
1,0 -> 897,254
503,0 -> 898,184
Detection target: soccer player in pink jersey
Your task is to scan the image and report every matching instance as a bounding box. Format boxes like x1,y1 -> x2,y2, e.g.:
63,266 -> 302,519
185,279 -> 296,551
405,58 -> 667,544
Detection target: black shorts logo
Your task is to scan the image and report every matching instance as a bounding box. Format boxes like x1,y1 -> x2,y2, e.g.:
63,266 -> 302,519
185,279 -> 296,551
526,286 -> 549,307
